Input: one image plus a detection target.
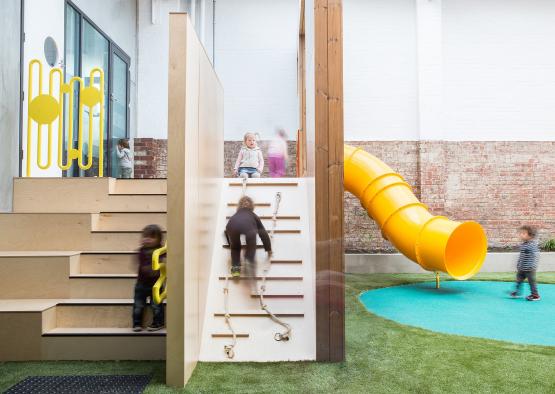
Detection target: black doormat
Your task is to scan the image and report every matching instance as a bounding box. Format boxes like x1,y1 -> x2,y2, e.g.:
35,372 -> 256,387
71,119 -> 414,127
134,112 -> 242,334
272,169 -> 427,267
5,375 -> 151,394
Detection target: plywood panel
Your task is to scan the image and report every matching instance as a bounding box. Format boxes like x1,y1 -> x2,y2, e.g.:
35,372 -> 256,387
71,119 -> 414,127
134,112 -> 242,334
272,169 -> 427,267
167,13 -> 224,388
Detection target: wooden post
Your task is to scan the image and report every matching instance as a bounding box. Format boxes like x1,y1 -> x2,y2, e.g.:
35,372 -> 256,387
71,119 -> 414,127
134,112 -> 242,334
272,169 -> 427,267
314,0 -> 345,362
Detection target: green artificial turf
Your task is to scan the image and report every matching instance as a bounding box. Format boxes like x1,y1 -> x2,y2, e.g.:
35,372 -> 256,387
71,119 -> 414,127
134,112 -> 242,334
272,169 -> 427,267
1,273 -> 554,393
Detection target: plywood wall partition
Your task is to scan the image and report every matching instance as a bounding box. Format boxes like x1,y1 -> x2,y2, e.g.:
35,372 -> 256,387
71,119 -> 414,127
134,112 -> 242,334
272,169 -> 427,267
302,0 -> 345,362
167,13 -> 224,387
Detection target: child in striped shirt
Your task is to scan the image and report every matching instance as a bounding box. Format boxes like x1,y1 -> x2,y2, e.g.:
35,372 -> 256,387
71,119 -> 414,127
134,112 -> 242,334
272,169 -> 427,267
510,225 -> 541,301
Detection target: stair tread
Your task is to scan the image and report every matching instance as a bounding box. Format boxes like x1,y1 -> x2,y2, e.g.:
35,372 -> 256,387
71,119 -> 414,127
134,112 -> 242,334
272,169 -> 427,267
214,312 -> 304,317
0,251 -> 81,257
44,327 -> 166,336
211,333 -> 249,338
218,276 -> 303,280
250,294 -> 304,298
81,251 -> 137,254
70,274 -> 137,278
226,215 -> 300,220
228,181 -> 299,186
99,212 -> 167,215
0,299 -> 167,312
91,230 -> 167,234
227,202 -> 271,207
0,299 -> 59,312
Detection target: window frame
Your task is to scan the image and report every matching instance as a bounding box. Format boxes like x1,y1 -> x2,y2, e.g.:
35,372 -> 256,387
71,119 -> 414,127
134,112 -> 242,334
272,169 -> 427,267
64,0 -> 131,177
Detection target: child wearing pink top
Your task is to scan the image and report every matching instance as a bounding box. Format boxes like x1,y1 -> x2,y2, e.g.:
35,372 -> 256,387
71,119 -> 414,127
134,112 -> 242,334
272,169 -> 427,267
267,129 -> 288,178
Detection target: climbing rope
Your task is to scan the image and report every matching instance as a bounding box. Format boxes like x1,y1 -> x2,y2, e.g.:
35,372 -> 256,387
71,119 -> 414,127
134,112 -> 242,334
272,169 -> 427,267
222,177 -> 248,358
222,179 -> 292,359
223,261 -> 236,359
258,192 -> 292,341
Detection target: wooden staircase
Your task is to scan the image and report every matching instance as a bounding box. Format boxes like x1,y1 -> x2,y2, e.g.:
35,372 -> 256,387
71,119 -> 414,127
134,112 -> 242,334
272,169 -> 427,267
199,179 -> 316,361
0,178 -> 167,361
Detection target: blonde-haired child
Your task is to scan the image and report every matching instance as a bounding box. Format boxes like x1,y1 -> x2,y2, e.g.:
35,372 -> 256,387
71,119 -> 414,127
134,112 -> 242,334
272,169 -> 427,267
233,132 -> 264,178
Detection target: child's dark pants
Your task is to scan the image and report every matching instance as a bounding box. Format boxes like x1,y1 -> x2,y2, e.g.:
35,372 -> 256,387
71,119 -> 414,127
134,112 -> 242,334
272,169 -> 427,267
515,270 -> 539,297
133,282 -> 164,326
227,229 -> 257,268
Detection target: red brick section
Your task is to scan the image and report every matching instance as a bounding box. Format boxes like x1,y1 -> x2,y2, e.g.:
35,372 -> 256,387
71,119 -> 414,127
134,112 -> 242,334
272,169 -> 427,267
134,138 -> 555,252
133,138 -> 167,179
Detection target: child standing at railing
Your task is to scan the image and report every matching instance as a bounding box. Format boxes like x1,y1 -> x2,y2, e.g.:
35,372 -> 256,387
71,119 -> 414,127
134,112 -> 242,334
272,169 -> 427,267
233,132 -> 264,178
133,224 -> 165,331
116,138 -> 133,178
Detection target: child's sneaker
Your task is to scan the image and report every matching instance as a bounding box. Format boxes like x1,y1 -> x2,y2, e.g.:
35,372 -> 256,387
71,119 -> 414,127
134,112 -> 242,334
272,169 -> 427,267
231,266 -> 241,278
147,323 -> 164,332
132,326 -> 143,332
526,295 -> 541,301
509,291 -> 521,298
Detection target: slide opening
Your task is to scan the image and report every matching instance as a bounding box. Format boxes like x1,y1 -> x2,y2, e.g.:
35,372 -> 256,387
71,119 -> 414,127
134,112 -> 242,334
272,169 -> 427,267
444,222 -> 487,280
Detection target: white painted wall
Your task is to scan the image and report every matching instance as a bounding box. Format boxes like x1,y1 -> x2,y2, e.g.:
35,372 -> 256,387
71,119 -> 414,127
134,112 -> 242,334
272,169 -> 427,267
23,0 -> 65,177
443,0 -> 555,141
214,0 -> 299,140
137,0 -> 211,139
0,0 -> 21,211
344,0 -> 419,141
137,0 -> 176,139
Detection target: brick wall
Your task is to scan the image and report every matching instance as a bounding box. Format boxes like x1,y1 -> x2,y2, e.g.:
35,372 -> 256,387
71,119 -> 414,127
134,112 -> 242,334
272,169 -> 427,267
133,138 -> 168,179
224,141 -> 297,177
133,138 -> 555,252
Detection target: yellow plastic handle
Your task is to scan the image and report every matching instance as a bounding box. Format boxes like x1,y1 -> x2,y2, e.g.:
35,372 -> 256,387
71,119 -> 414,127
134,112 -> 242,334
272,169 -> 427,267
152,242 -> 167,305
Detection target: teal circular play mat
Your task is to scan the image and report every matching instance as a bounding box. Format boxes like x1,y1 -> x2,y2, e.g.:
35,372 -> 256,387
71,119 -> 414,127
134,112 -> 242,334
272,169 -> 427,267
359,281 -> 554,346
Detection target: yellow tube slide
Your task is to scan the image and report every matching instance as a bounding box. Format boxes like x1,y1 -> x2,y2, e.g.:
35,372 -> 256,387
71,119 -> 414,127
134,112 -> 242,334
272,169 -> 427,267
344,144 -> 487,280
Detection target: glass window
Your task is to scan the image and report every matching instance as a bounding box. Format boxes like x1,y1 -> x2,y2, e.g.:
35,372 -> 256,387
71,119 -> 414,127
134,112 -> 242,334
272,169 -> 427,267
80,20 -> 109,177
63,5 -> 80,172
63,2 -> 130,177
110,53 -> 129,178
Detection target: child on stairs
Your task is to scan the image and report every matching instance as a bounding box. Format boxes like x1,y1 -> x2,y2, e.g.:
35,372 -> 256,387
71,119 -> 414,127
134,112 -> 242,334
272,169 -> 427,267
132,224 -> 165,331
226,196 -> 272,277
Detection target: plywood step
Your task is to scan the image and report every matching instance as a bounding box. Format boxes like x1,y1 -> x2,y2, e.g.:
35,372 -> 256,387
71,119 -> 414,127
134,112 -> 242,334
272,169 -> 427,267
110,179 -> 167,195
227,202 -> 271,207
0,214 -> 145,251
93,212 -> 167,232
0,253 -> 78,299
214,312 -> 304,317
43,327 -> 166,336
250,294 -> 303,298
218,276 -> 303,281
79,252 -> 137,275
211,333 -> 249,338
228,182 -> 298,187
226,215 -> 300,220
69,277 -> 135,299
13,178 -> 167,213
70,274 -> 137,278
41,334 -> 165,360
